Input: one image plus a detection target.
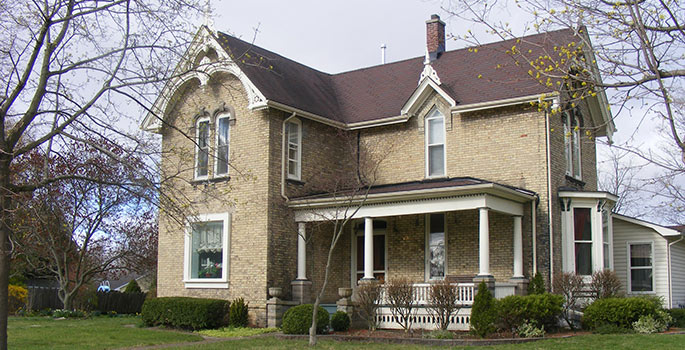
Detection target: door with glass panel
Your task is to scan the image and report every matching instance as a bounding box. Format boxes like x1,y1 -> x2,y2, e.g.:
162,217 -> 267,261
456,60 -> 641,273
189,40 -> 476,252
353,221 -> 386,283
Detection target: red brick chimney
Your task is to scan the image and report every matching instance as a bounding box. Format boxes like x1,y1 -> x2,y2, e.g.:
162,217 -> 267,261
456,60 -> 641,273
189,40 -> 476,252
426,14 -> 445,61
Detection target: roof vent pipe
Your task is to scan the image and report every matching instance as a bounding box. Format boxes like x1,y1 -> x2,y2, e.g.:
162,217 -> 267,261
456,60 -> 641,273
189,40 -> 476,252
381,44 -> 387,64
426,14 -> 445,62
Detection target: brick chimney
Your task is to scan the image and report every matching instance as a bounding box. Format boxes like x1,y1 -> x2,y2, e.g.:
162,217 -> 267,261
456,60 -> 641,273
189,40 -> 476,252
426,14 -> 445,61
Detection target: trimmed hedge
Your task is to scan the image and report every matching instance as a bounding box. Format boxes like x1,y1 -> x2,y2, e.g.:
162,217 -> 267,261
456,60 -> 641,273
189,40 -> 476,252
330,311 -> 350,332
141,297 -> 229,330
582,297 -> 659,330
497,293 -> 564,331
282,304 -> 329,335
668,308 -> 685,328
96,291 -> 146,314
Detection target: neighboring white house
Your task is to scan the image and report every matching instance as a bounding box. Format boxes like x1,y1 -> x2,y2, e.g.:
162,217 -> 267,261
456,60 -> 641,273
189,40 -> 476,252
612,214 -> 685,308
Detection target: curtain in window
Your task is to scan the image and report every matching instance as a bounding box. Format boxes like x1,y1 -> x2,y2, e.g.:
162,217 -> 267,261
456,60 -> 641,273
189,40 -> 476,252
216,116 -> 230,175
428,213 -> 445,279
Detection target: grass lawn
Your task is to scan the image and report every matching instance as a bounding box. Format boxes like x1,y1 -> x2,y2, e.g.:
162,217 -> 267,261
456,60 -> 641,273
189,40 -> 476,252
8,316 -> 202,350
178,333 -> 685,350
198,327 -> 279,338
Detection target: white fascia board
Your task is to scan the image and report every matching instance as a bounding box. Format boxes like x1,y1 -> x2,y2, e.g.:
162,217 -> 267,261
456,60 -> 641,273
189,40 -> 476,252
262,100 -> 346,129
579,30 -> 616,141
613,213 -> 681,238
558,190 -> 618,203
400,78 -> 456,117
450,93 -> 558,114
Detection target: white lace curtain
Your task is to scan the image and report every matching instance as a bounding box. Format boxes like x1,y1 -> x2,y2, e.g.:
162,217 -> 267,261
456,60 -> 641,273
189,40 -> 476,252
193,222 -> 222,253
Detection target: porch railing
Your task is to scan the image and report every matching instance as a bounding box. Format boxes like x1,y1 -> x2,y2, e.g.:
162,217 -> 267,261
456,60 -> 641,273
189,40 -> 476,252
376,282 -> 475,331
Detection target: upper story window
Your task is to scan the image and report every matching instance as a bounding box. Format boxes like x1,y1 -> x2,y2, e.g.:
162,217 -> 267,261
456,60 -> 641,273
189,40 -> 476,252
426,213 -> 446,280
602,208 -> 611,269
195,118 -> 210,179
563,110 -> 582,179
573,207 -> 593,275
215,113 -> 230,176
285,119 -> 302,181
425,107 -> 445,178
628,242 -> 653,293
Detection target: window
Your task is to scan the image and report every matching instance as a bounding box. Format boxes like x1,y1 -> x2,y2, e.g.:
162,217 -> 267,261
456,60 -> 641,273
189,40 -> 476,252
215,113 -> 230,176
563,111 -> 582,179
573,208 -> 592,275
426,213 -> 446,279
425,107 -> 445,178
629,243 -> 653,292
195,118 -> 210,179
285,119 -> 302,180
184,213 -> 230,288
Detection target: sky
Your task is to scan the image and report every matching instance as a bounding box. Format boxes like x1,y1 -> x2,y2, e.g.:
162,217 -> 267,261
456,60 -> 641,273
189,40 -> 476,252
209,0 -> 680,223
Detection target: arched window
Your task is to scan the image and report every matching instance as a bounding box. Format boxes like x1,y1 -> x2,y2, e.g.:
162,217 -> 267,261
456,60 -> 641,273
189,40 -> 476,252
563,111 -> 582,179
195,117 -> 210,179
285,119 -> 302,180
425,107 -> 445,178
215,112 -> 230,176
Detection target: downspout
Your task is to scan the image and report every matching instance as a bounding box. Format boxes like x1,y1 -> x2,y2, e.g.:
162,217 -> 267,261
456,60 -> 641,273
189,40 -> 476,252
532,199 -> 537,274
545,105 -> 555,290
667,234 -> 684,309
281,112 -> 297,201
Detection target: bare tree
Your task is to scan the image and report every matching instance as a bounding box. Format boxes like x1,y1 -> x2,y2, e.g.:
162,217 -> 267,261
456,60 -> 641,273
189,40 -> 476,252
427,279 -> 464,331
0,1 -> 204,348
355,281 -> 382,331
444,0 -> 685,223
385,278 -> 417,333
598,147 -> 646,216
553,271 -> 585,330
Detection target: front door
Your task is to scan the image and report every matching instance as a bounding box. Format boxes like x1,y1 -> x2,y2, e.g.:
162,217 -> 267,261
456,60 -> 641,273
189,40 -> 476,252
353,221 -> 386,284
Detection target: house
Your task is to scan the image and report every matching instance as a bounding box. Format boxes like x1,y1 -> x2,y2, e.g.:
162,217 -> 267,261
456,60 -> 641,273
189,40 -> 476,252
140,15 -> 680,328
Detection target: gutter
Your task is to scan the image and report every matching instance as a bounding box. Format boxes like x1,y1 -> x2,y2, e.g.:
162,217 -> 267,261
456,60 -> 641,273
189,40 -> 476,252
667,234 -> 684,308
450,93 -> 558,114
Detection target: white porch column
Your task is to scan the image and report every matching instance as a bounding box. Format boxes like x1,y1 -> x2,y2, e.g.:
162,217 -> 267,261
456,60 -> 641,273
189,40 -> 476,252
297,222 -> 307,280
513,215 -> 524,278
478,207 -> 491,276
363,217 -> 375,279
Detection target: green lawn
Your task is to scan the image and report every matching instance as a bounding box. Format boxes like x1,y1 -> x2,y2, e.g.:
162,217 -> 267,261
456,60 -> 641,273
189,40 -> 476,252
8,316 -> 202,350
179,333 -> 685,350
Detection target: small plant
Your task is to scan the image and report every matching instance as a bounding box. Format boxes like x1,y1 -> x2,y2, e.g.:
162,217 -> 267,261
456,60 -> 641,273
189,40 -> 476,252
427,279 -> 463,331
229,297 -> 249,327
8,284 -> 28,315
553,271 -> 585,330
590,270 -> 623,300
528,273 -> 545,295
123,279 -> 142,293
470,282 -> 496,338
423,329 -> 455,339
385,278 -> 416,333
52,309 -> 86,318
355,282 -> 382,331
281,304 -> 329,335
516,320 -> 545,338
330,311 -> 350,332
633,310 -> 672,334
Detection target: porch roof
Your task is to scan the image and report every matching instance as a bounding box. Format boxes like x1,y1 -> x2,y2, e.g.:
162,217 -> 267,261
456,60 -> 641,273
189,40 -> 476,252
289,177 -> 536,222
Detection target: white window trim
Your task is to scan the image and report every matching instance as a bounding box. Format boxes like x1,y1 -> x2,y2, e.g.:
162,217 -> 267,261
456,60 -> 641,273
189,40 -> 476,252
214,112 -> 231,178
184,212 -> 231,288
425,107 -> 447,179
425,213 -> 447,281
285,118 -> 302,181
602,209 -> 613,270
349,222 -> 387,288
573,207 -> 594,276
627,241 -> 655,294
563,201 -> 607,276
195,117 -> 210,181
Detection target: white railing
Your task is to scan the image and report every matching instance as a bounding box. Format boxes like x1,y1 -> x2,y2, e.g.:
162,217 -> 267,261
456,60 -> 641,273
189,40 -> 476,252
376,283 -> 474,331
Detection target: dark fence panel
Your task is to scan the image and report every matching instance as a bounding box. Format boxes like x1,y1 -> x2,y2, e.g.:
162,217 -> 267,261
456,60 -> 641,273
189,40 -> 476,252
96,291 -> 147,314
28,288 -> 63,311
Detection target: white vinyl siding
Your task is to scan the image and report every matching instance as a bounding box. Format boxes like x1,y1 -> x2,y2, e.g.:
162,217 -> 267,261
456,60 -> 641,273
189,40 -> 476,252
612,218 -> 669,305
670,239 -> 685,307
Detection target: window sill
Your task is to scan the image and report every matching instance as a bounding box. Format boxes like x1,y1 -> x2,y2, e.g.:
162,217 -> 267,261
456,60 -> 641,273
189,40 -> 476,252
287,178 -> 305,186
565,175 -> 585,187
184,279 -> 229,289
191,176 -> 231,187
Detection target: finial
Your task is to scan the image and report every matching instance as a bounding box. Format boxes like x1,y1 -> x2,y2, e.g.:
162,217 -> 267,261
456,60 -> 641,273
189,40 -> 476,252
202,0 -> 214,31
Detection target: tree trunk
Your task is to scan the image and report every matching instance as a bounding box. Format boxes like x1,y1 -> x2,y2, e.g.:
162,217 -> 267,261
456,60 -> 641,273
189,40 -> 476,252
0,160 -> 12,350
308,298 -> 319,346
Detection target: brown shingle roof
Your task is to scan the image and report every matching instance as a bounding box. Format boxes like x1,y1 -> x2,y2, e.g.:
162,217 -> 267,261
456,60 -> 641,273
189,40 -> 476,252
214,28 -> 578,125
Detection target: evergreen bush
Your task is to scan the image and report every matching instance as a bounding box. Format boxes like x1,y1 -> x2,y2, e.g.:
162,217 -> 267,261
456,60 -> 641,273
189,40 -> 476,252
141,297 -> 229,330
123,279 -> 142,293
470,282 -> 496,338
229,297 -> 249,327
528,273 -> 545,295
497,293 -> 563,331
582,297 -> 660,330
281,304 -> 329,335
330,311 -> 350,332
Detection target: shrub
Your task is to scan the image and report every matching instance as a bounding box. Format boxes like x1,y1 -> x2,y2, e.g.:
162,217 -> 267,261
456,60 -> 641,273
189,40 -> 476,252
590,270 -> 623,300
385,278 -> 416,332
496,293 -> 563,331
427,280 -> 464,331
355,282 -> 382,331
123,279 -> 142,293
229,297 -> 249,327
528,273 -> 545,295
330,311 -> 350,332
470,282 -> 496,338
8,285 -> 28,315
552,272 -> 585,330
582,297 -> 660,330
668,308 -> 685,327
517,320 -> 545,338
281,304 -> 329,335
141,297 -> 229,330
96,291 -> 147,314
633,310 -> 672,334
423,330 -> 455,339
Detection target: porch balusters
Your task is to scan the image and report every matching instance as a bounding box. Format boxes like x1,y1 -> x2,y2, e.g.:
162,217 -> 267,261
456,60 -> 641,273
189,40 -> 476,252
513,215 -> 524,278
478,207 -> 491,276
363,217 -> 375,280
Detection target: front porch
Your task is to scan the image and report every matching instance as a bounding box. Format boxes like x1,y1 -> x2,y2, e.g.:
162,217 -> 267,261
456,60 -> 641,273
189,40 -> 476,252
279,178 -> 537,330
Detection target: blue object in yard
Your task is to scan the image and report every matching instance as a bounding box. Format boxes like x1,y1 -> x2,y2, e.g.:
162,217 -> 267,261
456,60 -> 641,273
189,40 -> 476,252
97,280 -> 110,293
